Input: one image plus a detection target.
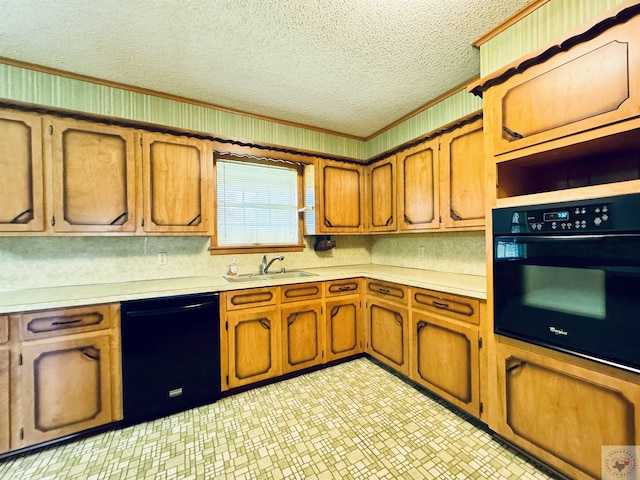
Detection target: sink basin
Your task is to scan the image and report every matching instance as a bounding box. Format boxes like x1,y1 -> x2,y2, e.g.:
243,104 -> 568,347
223,270 -> 317,283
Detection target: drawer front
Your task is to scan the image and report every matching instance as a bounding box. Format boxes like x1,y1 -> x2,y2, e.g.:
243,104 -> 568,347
325,279 -> 361,297
281,282 -> 322,303
18,305 -> 113,341
0,316 -> 8,345
366,280 -> 407,304
411,288 -> 480,325
225,287 -> 277,311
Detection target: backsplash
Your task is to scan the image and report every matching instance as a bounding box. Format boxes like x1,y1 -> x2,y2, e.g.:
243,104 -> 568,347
0,232 -> 485,291
0,235 -> 371,291
370,231 -> 486,276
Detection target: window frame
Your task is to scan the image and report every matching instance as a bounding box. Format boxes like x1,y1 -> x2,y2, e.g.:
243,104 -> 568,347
209,154 -> 306,255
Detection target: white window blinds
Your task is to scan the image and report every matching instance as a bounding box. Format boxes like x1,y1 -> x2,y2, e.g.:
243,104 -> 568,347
216,159 -> 299,246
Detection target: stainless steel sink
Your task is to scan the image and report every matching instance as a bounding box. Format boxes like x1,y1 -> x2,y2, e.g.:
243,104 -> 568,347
223,270 -> 317,283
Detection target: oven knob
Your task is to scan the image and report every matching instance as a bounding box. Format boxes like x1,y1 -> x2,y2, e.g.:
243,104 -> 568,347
594,217 -> 602,226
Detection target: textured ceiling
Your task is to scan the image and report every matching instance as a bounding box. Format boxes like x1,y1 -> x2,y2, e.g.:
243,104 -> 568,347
0,0 -> 532,137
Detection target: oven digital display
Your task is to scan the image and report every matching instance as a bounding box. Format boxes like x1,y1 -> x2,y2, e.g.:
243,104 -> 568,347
543,211 -> 569,222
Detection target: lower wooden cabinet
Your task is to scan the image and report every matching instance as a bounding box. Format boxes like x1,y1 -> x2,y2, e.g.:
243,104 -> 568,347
366,280 -> 409,375
0,347 -> 9,453
411,312 -> 480,416
225,308 -> 281,389
1,304 -> 122,455
494,339 -> 640,480
366,298 -> 409,375
410,288 -> 482,417
13,335 -> 115,447
281,303 -> 324,374
325,279 -> 363,362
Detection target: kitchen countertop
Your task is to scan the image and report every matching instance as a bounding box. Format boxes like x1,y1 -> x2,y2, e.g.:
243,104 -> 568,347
0,265 -> 486,314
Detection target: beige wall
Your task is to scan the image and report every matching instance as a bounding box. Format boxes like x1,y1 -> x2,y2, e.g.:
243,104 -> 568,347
0,231 -> 487,291
370,231 -> 486,276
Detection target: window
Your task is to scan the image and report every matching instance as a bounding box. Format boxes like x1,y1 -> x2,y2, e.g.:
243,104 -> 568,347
213,157 -> 303,252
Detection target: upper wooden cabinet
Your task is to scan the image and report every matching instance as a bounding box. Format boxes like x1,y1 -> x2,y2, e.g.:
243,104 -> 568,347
439,118 -> 485,229
47,117 -> 137,233
316,160 -> 365,234
140,132 -> 212,234
0,109 -> 45,233
481,17 -> 640,158
397,137 -> 440,232
366,157 -> 397,232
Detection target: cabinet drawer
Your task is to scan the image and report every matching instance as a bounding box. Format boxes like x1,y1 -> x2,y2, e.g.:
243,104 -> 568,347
281,282 -> 322,303
366,280 -> 407,304
18,305 -> 113,341
0,317 -> 8,345
225,287 -> 277,311
411,288 -> 479,325
325,279 -> 361,296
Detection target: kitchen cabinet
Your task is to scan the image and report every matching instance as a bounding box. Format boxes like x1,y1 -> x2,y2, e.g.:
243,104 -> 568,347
410,288 -> 481,417
325,279 -> 363,362
0,109 -> 45,233
8,304 -> 122,452
439,118 -> 485,229
221,288 -> 281,390
140,132 -> 212,234
366,280 -> 409,375
366,157 -> 396,232
481,15 -> 640,159
395,116 -> 485,233
472,4 -> 640,203
281,283 -> 324,374
316,159 -> 365,234
47,116 -> 137,233
493,339 -> 640,480
0,317 -> 9,453
397,138 -> 439,231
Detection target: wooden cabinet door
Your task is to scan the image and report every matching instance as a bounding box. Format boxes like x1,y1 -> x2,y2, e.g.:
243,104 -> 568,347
495,341 -> 640,480
397,138 -> 439,231
411,312 -> 480,417
48,117 -> 136,233
226,308 -> 280,389
326,296 -> 362,361
141,132 -> 211,234
367,299 -> 409,375
281,303 -> 324,374
317,160 -> 364,233
0,109 -> 45,233
13,335 -> 114,448
367,157 -> 396,232
486,19 -> 640,157
0,348 -> 9,453
440,119 -> 485,229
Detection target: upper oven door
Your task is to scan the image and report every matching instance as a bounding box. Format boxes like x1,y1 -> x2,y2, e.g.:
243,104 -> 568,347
493,234 -> 640,372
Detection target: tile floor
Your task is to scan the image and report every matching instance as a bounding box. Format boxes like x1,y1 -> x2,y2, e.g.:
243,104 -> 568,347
0,358 -> 562,480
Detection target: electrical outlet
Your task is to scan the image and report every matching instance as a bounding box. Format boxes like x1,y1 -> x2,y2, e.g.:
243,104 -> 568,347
157,252 -> 167,266
417,246 -> 425,258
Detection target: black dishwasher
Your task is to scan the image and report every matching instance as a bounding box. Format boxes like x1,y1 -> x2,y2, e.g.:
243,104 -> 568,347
120,292 -> 220,423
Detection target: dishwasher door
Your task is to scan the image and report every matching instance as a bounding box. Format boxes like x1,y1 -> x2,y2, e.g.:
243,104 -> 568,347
120,292 -> 220,423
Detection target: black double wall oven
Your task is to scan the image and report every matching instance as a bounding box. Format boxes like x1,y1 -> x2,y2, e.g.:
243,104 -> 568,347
493,193 -> 640,374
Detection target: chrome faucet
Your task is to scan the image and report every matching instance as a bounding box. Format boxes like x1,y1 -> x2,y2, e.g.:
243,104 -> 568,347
261,255 -> 284,274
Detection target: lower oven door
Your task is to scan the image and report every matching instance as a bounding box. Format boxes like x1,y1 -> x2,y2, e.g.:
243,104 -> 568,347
494,234 -> 640,373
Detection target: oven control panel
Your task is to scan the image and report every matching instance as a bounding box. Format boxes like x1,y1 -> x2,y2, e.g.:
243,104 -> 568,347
508,201 -> 613,233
